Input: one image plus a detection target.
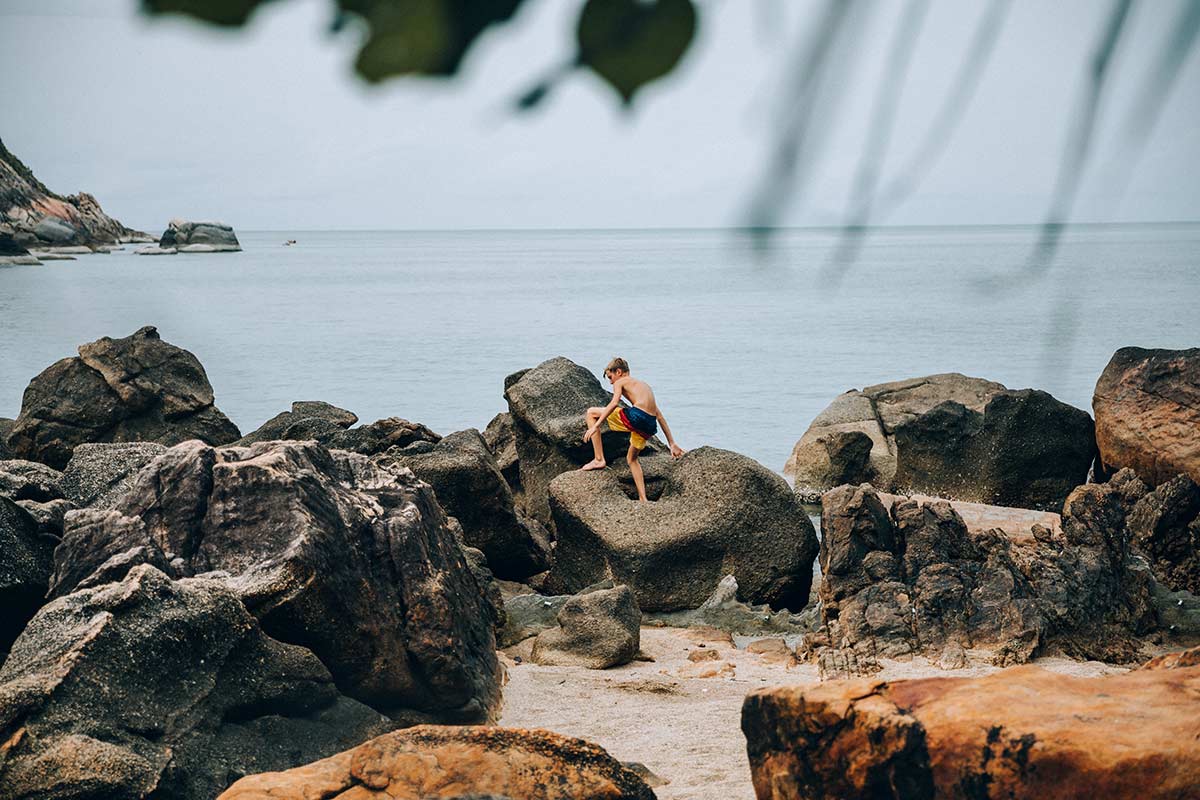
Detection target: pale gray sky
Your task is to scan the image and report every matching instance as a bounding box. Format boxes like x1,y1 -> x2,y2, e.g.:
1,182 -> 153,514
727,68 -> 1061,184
2,0 -> 1198,231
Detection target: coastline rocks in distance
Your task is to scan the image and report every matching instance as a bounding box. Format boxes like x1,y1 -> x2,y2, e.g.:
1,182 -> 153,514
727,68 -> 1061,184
531,584 -> 641,669
784,373 -> 1095,511
160,219 -> 242,252
504,357 -> 658,525
374,429 -> 552,581
806,475 -> 1156,677
548,446 -> 819,612
5,326 -> 240,469
50,439 -> 502,724
742,654 -> 1200,799
0,497 -> 54,657
217,725 -> 656,800
1094,346 -> 1200,486
0,565 -> 394,800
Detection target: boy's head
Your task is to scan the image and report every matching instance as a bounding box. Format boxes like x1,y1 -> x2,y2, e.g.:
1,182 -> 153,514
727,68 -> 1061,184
604,357 -> 629,382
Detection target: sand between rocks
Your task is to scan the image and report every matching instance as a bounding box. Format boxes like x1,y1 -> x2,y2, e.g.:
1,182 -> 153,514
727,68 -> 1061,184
498,626 -> 1129,800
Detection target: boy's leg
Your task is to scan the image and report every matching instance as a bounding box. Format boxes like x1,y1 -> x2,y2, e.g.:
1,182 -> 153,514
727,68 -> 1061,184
627,445 -> 648,502
580,407 -> 607,470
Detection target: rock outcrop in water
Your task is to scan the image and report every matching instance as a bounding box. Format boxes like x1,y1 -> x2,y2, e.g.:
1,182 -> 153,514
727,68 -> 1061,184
804,472 -> 1157,676
0,137 -> 150,249
217,726 -> 657,800
159,219 -> 242,252
0,565 -> 394,800
5,326 -> 241,469
50,439 -> 503,724
1094,346 -> 1200,486
742,647 -> 1200,800
784,373 -> 1095,510
548,447 -> 819,612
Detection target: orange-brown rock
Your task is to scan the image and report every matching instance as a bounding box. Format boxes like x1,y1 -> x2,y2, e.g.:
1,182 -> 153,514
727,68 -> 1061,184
217,725 -> 656,800
1094,346 -> 1200,487
742,659 -> 1200,799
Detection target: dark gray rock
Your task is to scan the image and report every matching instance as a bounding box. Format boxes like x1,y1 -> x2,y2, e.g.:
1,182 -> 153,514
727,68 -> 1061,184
284,415 -> 440,455
159,219 -> 241,252
785,375 -> 1095,511
15,497 -> 75,539
548,447 -> 819,612
890,389 -> 1096,511
0,233 -> 29,256
6,326 -> 240,469
1127,474 -> 1200,595
806,478 -> 1157,677
504,357 -> 655,525
0,497 -> 54,657
483,411 -> 521,494
0,565 -> 394,800
236,401 -> 358,446
0,418 -> 13,459
374,429 -> 551,580
0,459 -> 64,502
50,439 -> 502,724
61,442 -> 167,509
531,585 -> 641,669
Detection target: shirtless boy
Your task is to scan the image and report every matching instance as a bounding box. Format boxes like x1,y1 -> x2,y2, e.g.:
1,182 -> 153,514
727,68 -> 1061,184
581,357 -> 685,502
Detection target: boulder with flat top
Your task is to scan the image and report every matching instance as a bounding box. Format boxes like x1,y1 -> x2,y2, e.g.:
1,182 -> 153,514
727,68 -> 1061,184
785,373 -> 1095,510
547,446 -> 818,611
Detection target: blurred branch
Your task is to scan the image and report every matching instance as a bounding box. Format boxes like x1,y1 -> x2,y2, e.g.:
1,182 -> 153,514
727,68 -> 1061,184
823,0 -> 931,284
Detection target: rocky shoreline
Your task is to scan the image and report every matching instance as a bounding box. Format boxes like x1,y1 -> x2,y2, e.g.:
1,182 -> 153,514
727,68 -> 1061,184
0,328 -> 1197,798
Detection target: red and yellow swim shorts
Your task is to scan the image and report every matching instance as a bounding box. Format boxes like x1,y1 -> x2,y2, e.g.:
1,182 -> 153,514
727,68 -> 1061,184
606,407 -> 658,450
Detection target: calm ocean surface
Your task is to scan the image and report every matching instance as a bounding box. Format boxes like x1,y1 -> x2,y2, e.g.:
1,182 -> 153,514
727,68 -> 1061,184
2,225 -> 1197,473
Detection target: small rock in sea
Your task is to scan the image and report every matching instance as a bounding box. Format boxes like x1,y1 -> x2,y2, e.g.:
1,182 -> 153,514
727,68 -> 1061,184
134,245 -> 176,255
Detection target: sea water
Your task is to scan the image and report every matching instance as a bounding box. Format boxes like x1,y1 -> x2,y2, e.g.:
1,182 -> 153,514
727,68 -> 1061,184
1,224 -> 1196,473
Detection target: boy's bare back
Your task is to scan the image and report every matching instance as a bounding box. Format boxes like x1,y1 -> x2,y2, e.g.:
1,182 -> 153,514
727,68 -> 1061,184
613,376 -> 661,417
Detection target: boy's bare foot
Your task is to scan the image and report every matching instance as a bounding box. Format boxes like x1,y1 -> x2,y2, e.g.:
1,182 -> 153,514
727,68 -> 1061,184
579,459 -> 606,471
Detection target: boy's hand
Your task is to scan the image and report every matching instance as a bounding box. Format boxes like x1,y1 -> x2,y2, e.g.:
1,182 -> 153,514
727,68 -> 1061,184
670,443 -> 685,458
584,424 -> 599,443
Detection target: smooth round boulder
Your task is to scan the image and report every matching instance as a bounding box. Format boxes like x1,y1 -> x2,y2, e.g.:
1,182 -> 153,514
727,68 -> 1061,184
548,447 -> 819,611
159,219 -> 242,252
1094,346 -> 1200,486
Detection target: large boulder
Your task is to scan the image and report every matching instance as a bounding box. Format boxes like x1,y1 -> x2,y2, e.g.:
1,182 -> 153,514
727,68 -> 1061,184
218,726 -> 656,800
806,475 -> 1156,676
785,374 -> 1095,510
374,429 -> 551,580
742,652 -> 1200,799
60,442 -> 167,509
1094,346 -> 1200,486
284,415 -> 440,455
531,584 -> 641,669
548,447 -> 819,612
483,411 -> 521,493
0,458 -> 64,502
235,400 -> 358,446
1127,474 -> 1200,595
504,357 -> 654,525
49,439 -> 502,724
0,565 -> 394,800
5,326 -> 240,469
0,497 -> 54,657
160,219 -> 242,252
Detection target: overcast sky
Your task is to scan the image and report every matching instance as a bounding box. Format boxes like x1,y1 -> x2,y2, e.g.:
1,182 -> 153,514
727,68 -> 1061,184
2,0 -> 1198,231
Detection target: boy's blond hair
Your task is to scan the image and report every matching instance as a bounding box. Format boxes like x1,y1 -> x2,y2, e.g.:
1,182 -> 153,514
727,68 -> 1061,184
604,357 -> 630,376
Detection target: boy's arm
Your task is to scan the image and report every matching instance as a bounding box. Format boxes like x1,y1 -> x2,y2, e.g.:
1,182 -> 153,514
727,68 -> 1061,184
656,409 -> 685,457
584,381 -> 625,442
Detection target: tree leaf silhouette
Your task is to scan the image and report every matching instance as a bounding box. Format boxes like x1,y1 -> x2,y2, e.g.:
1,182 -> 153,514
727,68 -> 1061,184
576,0 -> 698,106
